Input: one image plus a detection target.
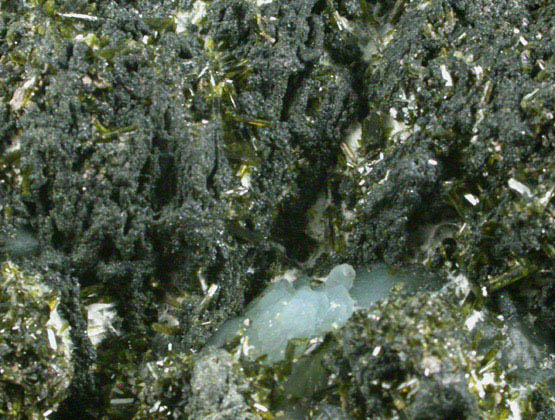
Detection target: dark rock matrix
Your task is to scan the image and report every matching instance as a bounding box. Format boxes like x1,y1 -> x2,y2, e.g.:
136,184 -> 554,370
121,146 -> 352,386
0,1 -> 552,418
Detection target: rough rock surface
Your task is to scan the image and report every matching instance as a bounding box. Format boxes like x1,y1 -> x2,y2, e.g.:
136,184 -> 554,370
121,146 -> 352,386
0,0 -> 552,418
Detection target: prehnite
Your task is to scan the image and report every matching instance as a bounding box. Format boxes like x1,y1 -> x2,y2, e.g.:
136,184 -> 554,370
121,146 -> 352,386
209,264 -> 423,364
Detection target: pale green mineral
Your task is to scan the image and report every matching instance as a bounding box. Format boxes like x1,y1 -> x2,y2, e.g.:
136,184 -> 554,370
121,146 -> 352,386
209,264 -> 356,363
209,263 -> 427,364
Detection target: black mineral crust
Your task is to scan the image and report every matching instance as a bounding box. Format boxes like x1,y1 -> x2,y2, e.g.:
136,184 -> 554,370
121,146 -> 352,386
0,0 -> 553,419
336,0 -> 553,344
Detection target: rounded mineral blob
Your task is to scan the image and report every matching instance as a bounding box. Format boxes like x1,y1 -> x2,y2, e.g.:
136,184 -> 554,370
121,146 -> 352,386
209,265 -> 356,363
209,263 -> 428,363
326,263 -> 356,289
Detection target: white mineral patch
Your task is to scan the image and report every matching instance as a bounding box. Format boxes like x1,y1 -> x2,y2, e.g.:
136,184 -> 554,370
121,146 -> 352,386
10,76 -> 37,111
508,178 -> 532,198
388,116 -> 411,142
465,310 -> 484,331
332,11 -> 353,32
464,193 -> 479,206
343,123 -> 362,165
57,13 -> 99,21
47,308 -> 71,356
176,1 -> 207,33
473,65 -> 484,81
272,268 -> 301,284
508,398 -> 522,420
87,303 -> 118,347
440,64 -> 453,87
448,272 -> 472,301
42,284 -> 73,359
47,328 -> 58,351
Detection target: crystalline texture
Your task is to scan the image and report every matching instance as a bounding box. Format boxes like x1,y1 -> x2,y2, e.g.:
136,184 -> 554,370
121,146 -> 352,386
210,265 -> 357,363
209,263 -> 426,364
